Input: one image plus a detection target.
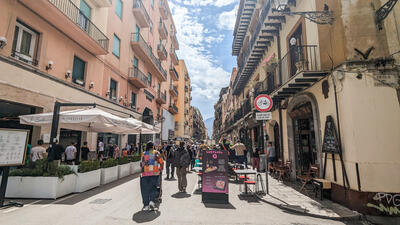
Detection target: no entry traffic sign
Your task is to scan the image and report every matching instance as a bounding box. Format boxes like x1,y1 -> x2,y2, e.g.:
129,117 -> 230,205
254,94 -> 273,112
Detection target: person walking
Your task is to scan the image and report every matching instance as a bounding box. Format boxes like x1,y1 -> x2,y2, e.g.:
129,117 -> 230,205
81,141 -> 90,161
174,142 -> 191,193
113,144 -> 120,159
165,142 -> 175,180
31,139 -> 46,162
65,142 -> 77,165
266,142 -> 277,171
252,147 -> 261,171
231,142 -> 246,164
98,139 -> 104,159
140,142 -> 163,211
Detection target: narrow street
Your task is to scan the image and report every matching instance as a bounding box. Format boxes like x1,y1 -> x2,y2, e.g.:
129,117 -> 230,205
1,172 -> 360,225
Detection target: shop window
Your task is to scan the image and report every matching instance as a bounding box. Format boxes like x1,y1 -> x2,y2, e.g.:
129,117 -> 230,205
11,21 -> 39,66
72,56 -> 86,86
115,0 -> 123,19
109,79 -> 118,101
113,34 -> 120,58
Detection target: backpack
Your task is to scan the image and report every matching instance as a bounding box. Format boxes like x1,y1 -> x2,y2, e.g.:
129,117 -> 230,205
179,149 -> 191,167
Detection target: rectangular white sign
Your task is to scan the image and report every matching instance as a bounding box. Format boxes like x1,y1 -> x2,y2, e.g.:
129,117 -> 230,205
0,129 -> 29,166
256,112 -> 272,120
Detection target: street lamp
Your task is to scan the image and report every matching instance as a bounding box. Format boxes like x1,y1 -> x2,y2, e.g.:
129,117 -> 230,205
275,0 -> 288,12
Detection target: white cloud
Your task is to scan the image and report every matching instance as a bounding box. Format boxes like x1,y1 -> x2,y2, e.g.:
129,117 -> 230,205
170,2 -> 232,117
217,4 -> 238,30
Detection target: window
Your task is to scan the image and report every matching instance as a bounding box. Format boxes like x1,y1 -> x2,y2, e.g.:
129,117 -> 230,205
72,56 -> 86,85
115,0 -> 123,19
112,34 -> 120,58
133,57 -> 138,68
151,0 -> 154,8
11,21 -> 39,65
131,92 -> 136,109
148,72 -> 152,85
109,79 -> 118,101
80,0 -> 91,18
150,21 -> 153,33
149,46 -> 152,57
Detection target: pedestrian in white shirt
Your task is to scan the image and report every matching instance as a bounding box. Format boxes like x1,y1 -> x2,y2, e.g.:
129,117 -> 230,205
65,142 -> 77,165
31,140 -> 46,162
98,139 -> 105,159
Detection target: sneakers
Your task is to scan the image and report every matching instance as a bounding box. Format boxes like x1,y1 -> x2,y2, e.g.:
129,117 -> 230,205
149,201 -> 155,209
142,205 -> 150,211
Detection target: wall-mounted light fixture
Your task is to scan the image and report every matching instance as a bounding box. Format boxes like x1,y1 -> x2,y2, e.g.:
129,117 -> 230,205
106,90 -> 110,96
274,1 -> 334,25
89,81 -> 94,89
119,96 -> 124,102
0,36 -> 7,49
46,60 -> 53,71
65,70 -> 71,79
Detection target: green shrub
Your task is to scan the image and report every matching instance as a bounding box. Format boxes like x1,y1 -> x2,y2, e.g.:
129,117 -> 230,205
130,155 -> 141,162
78,160 -> 100,173
101,158 -> 118,168
118,157 -> 130,165
9,159 -> 74,179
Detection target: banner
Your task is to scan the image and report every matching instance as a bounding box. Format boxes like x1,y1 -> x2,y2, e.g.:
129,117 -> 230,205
202,149 -> 228,194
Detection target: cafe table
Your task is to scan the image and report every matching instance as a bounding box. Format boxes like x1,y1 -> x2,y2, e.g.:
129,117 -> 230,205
234,169 -> 257,195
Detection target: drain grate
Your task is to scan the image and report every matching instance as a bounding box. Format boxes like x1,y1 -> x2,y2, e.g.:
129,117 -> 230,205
89,199 -> 112,204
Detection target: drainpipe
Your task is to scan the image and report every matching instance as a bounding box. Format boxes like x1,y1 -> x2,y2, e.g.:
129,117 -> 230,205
277,32 -> 284,160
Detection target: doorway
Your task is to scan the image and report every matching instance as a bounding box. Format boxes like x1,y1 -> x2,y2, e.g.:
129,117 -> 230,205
289,24 -> 304,77
290,102 -> 317,174
273,123 -> 281,159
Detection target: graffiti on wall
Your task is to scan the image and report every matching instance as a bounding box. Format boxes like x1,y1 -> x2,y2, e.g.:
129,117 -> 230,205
366,192 -> 400,216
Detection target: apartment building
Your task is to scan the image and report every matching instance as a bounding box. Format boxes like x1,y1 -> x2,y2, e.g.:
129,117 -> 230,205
174,60 -> 192,140
0,0 -> 179,149
220,0 -> 400,215
191,106 -> 207,141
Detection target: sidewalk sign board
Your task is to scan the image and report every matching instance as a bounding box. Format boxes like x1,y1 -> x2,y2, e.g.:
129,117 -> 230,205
202,149 -> 229,204
254,95 -> 273,194
0,128 -> 29,208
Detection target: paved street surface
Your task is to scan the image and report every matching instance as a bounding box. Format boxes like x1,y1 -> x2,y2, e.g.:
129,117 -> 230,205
0,172 -> 365,225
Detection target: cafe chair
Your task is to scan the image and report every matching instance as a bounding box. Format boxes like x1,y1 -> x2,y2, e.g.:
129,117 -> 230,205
297,164 -> 319,195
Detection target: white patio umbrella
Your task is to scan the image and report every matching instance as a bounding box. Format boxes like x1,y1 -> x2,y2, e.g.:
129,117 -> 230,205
126,118 -> 160,134
19,108 -> 141,134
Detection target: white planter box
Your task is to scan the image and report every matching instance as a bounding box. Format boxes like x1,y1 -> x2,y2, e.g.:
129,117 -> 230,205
75,169 -> 101,193
100,166 -> 118,185
118,163 -> 131,179
130,161 -> 141,174
5,174 -> 76,199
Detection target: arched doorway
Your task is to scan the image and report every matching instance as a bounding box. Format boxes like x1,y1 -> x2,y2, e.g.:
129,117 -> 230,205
286,93 -> 322,178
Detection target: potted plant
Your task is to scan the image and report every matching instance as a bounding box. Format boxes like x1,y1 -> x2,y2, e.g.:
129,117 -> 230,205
75,160 -> 101,192
130,154 -> 142,174
5,159 -> 76,199
100,158 -> 118,185
118,157 -> 131,179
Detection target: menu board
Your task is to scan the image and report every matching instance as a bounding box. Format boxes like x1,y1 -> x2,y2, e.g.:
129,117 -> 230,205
322,116 -> 340,153
202,149 -> 228,194
0,129 -> 29,166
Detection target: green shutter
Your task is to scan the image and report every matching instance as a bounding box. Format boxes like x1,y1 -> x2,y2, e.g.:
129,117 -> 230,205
72,56 -> 85,83
115,0 -> 122,19
113,34 -> 120,57
80,0 -> 91,19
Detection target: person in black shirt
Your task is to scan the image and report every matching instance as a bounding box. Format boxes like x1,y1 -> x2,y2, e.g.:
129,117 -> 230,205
81,141 -> 90,161
252,148 -> 261,171
52,140 -> 65,162
165,142 -> 175,180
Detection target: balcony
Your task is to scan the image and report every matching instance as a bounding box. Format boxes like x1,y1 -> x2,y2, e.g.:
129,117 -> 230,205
170,47 -> 179,65
157,43 -> 167,60
130,33 -> 167,81
232,0 -> 257,56
159,0 -> 168,20
185,97 -> 189,103
171,33 -> 179,50
156,91 -> 167,104
169,66 -> 179,81
169,85 -> 178,97
128,67 -> 148,88
88,0 -> 112,7
20,0 -> 109,55
132,0 -> 151,28
270,45 -> 328,102
158,21 -> 168,40
169,104 -> 178,114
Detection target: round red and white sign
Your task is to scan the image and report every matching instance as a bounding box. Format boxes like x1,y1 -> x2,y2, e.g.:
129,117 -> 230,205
254,94 -> 273,112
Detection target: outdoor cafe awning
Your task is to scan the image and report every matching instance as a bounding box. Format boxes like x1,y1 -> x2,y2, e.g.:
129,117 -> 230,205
19,108 -> 158,134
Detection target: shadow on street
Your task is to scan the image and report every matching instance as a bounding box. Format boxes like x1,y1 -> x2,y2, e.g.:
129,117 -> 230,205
132,210 -> 161,223
171,192 -> 191,198
203,203 -> 236,209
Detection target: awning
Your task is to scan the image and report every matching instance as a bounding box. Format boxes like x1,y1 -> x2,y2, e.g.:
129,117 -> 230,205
19,108 -> 155,134
126,118 -> 161,134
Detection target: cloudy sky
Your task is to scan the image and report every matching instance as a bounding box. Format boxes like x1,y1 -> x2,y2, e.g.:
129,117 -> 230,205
169,0 -> 239,120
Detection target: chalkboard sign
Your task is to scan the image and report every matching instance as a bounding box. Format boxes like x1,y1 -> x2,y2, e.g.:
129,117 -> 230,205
0,129 -> 29,167
322,116 -> 340,153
